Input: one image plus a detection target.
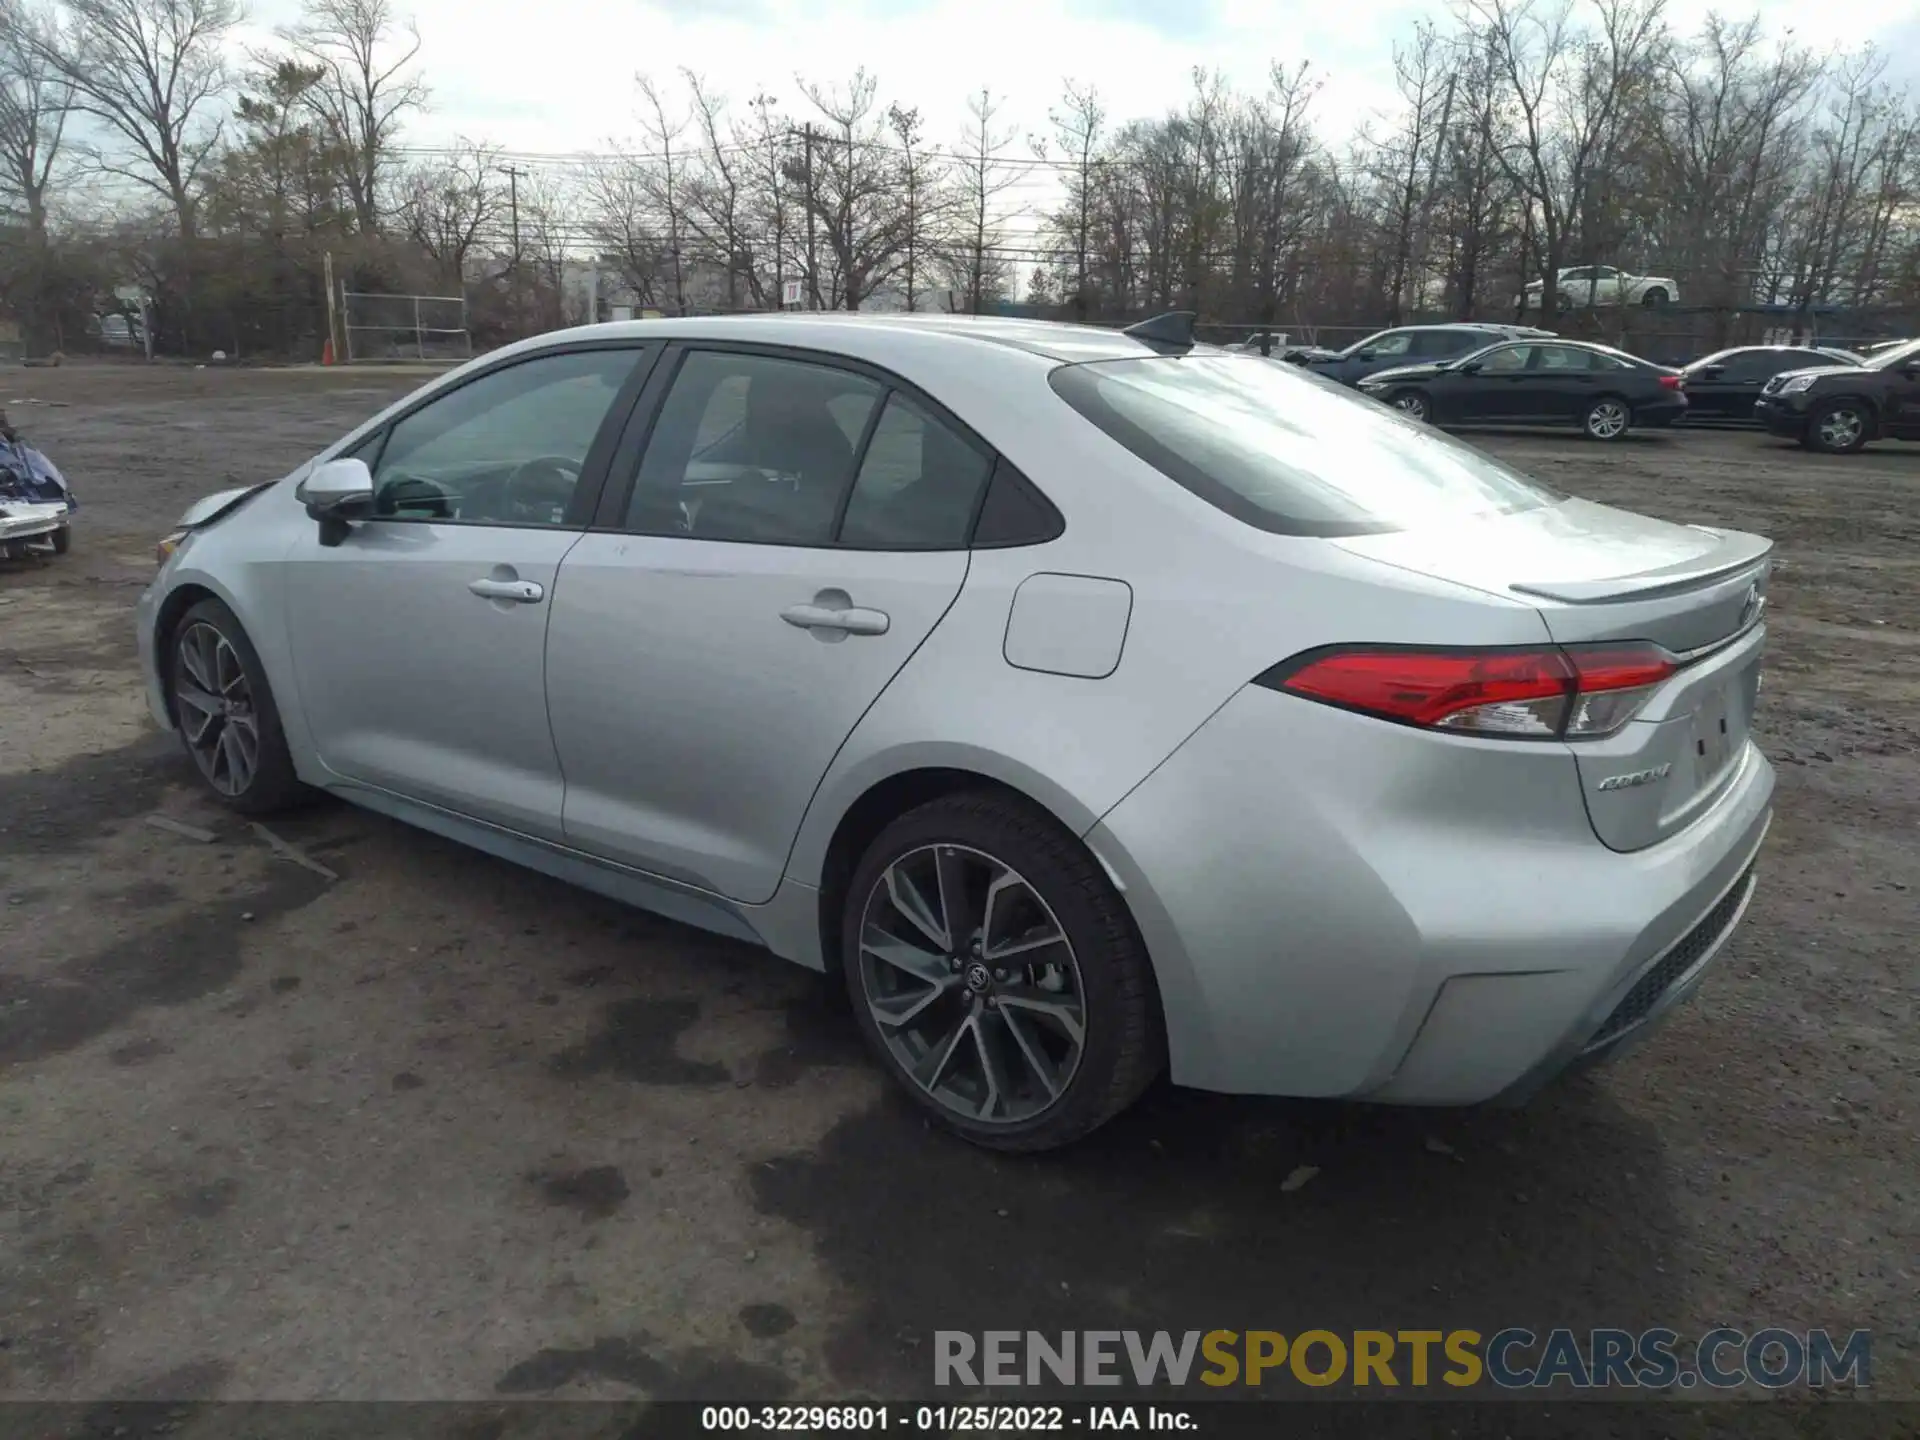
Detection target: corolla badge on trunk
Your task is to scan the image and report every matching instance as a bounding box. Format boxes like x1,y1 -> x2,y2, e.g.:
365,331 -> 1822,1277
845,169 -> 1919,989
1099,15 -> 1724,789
1596,763 -> 1673,792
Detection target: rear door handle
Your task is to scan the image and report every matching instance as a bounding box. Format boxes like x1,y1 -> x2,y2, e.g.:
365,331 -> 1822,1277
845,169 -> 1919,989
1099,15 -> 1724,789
781,603 -> 890,636
469,577 -> 545,604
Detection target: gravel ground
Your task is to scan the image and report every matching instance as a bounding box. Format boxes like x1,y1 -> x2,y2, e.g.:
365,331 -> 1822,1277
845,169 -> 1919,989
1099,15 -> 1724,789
0,362 -> 1914,1425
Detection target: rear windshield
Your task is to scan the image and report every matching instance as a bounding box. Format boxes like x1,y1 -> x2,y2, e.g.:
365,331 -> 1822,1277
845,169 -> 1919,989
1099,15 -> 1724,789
1048,354 -> 1561,537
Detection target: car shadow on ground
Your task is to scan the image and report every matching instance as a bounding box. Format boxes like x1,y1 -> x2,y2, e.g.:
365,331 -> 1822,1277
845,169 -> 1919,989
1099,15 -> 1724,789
749,1012 -> 1684,1399
269,790 -> 1686,1406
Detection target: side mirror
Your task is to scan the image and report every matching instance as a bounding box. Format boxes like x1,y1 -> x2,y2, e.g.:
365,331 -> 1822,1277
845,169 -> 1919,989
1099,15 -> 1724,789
1699,365 -> 1724,378
1355,349 -> 1377,362
1457,360 -> 1483,374
296,456 -> 374,546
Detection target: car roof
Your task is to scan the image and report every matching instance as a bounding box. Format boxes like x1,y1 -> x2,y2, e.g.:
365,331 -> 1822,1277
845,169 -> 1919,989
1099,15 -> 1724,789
528,311 -> 1220,365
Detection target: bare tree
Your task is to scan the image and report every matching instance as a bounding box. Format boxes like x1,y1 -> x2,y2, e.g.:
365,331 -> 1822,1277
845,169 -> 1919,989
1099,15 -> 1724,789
886,101 -> 944,310
793,69 -> 909,310
947,85 -> 1020,312
400,138 -> 499,287
681,70 -> 762,308
581,149 -> 667,310
1470,0 -> 1670,323
1369,23 -> 1454,321
34,0 -> 240,237
1049,80 -> 1106,318
514,165 -> 575,330
1649,16 -> 1819,326
745,91 -> 791,306
280,0 -> 427,234
0,0 -> 69,236
636,72 -> 687,312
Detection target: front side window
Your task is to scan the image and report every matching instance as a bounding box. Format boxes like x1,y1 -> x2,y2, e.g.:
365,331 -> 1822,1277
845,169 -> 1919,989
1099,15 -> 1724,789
1048,353 -> 1560,539
1356,331 -> 1414,358
370,348 -> 643,525
1479,344 -> 1533,373
626,350 -> 884,544
1534,345 -> 1601,372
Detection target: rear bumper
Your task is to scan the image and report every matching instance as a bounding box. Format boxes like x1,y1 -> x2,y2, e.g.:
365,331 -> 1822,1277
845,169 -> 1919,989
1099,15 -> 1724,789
0,504 -> 71,542
1086,683 -> 1775,1103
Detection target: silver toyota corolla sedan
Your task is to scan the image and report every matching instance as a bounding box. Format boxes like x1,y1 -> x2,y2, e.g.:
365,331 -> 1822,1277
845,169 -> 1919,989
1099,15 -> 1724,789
136,312 -> 1774,1151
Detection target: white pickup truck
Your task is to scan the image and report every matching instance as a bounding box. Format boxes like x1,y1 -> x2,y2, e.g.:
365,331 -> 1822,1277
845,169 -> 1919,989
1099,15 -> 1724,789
1519,265 -> 1678,310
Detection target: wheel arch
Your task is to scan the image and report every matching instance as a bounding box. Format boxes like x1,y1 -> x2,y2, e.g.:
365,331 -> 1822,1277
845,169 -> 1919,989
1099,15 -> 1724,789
151,569 -> 318,775
810,760 -> 1111,984
152,580 -> 227,717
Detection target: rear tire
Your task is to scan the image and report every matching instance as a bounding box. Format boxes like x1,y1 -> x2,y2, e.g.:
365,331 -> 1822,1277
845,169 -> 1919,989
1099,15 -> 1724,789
1641,287 -> 1669,307
1583,396 -> 1632,441
168,597 -> 306,814
1805,400 -> 1869,455
839,792 -> 1163,1152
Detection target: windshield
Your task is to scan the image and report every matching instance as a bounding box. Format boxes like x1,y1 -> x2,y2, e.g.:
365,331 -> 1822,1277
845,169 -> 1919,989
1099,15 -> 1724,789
1866,338 -> 1920,370
1048,354 -> 1561,538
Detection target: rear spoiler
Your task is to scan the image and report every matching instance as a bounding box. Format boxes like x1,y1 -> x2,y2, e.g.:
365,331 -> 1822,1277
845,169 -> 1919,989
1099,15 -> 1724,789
1510,526 -> 1773,604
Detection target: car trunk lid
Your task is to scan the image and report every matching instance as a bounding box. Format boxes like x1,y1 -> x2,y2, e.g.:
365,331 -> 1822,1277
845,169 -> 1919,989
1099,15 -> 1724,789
1334,498 -> 1770,852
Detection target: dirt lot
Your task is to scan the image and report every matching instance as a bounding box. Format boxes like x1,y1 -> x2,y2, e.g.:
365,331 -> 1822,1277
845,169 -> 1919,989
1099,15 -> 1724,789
0,363 -> 1915,1421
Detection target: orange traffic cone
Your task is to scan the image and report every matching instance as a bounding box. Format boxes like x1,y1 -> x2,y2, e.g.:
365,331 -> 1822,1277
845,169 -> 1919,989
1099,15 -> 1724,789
321,337 -> 335,365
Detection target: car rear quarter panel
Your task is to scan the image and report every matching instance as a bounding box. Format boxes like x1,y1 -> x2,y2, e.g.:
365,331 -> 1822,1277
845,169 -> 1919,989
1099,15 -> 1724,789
783,355 -> 1562,976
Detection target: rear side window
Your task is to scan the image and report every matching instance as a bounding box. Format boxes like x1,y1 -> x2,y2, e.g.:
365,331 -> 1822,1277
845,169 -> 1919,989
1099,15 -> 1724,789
837,392 -> 993,549
1048,354 -> 1560,538
1413,330 -> 1485,358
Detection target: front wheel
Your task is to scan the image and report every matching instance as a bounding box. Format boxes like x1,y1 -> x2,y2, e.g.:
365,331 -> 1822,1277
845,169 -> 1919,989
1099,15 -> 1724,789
1583,397 -> 1633,441
1640,287 -> 1669,307
840,792 -> 1163,1152
168,597 -> 306,813
49,525 -> 70,555
1806,400 -> 1869,455
1389,389 -> 1432,423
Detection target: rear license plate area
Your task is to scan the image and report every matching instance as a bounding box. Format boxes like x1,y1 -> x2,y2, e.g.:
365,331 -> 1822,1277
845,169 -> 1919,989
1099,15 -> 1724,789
1692,687 -> 1738,778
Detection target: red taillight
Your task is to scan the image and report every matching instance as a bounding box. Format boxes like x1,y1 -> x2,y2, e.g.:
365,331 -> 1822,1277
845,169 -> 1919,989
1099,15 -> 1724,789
1659,374 -> 1683,390
1258,644 -> 1678,740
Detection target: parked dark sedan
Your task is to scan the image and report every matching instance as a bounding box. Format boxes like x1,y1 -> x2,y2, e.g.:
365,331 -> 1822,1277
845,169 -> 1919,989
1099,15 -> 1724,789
1677,345 -> 1864,422
1356,338 -> 1687,440
1752,337 -> 1920,453
1287,323 -> 1553,386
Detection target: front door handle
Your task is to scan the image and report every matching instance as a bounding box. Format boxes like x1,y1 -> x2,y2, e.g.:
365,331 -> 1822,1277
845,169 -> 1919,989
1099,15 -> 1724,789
781,602 -> 890,636
469,577 -> 545,604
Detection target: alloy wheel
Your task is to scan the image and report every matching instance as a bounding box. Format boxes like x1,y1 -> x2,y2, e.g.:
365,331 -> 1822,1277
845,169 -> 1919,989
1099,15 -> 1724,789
1392,392 -> 1430,422
1818,407 -> 1864,451
174,622 -> 260,797
1587,401 -> 1629,439
856,843 -> 1086,1125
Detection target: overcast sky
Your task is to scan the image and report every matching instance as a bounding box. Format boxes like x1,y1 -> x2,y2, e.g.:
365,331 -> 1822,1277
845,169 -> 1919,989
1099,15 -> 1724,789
236,0 -> 1920,227
240,0 -> 1920,147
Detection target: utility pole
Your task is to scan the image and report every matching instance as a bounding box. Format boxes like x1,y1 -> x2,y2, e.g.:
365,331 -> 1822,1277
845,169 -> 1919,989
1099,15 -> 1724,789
799,124 -> 820,310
